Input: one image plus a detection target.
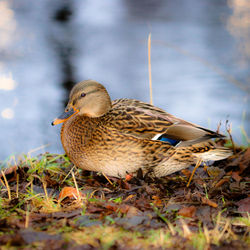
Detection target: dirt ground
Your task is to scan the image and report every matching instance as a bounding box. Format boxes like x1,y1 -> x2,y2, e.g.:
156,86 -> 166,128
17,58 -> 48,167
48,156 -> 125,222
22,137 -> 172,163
0,142 -> 249,249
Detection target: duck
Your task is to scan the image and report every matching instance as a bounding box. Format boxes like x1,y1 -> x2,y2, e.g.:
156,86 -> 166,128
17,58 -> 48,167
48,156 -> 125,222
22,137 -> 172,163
52,80 -> 232,179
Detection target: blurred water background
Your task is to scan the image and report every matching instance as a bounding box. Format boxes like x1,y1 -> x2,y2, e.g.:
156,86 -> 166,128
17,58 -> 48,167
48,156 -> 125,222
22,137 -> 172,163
0,0 -> 249,162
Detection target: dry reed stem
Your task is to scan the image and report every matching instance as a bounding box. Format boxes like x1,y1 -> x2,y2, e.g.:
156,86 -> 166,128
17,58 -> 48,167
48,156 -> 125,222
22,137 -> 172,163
89,189 -> 105,200
166,220 -> 176,236
1,170 -> 11,200
217,219 -> 230,242
187,158 -> 202,187
0,176 -> 5,186
62,165 -> 76,184
180,219 -> 192,238
102,172 -> 113,186
226,120 -> 236,153
203,225 -> 210,245
148,33 -> 153,105
26,144 -> 50,168
71,169 -> 81,200
42,181 -> 48,200
27,144 -> 50,155
16,173 -> 19,198
216,121 -> 222,134
25,204 -> 30,228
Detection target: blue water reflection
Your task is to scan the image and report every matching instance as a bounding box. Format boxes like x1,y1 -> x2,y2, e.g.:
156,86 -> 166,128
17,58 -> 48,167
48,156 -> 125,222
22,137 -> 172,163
0,0 -> 249,161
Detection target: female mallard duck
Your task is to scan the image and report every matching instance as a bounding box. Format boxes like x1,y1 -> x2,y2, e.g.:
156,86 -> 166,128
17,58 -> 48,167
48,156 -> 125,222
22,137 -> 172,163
52,80 -> 232,178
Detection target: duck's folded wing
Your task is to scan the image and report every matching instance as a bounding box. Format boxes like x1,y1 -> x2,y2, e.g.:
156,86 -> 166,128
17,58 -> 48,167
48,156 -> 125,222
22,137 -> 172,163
105,99 -> 223,144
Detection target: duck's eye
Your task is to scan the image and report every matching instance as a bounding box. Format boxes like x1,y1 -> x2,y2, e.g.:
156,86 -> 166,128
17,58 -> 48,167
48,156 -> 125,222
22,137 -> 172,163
81,93 -> 86,97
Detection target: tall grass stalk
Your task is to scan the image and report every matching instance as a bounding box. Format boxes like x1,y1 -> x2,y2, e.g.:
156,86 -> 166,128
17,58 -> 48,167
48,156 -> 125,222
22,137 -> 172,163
148,33 -> 153,105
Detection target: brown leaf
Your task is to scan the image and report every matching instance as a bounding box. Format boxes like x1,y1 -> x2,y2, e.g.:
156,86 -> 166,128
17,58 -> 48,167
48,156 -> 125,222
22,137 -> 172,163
125,173 -> 133,181
123,194 -> 136,202
181,169 -> 191,178
105,204 -> 119,212
58,187 -> 84,200
207,166 -> 224,178
87,204 -> 104,213
227,148 -> 250,172
126,206 -> 141,218
232,171 -> 242,182
215,178 -> 230,188
178,206 -> 196,218
240,148 -> 250,166
236,197 -> 250,217
118,204 -> 131,214
105,203 -> 136,215
152,195 -> 162,207
201,197 -> 218,208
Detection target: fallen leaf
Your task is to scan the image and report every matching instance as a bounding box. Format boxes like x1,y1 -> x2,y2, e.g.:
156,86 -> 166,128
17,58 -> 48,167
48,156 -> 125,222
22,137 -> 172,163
236,197 -> 250,217
152,195 -> 162,206
126,206 -> 142,218
201,197 -> 218,208
105,203 -> 135,215
58,187 -> 84,200
215,178 -> 230,188
207,166 -> 225,178
239,148 -> 250,169
123,194 -> 136,202
125,173 -> 133,181
181,169 -> 191,178
178,206 -> 196,218
116,204 -> 130,214
232,171 -> 242,182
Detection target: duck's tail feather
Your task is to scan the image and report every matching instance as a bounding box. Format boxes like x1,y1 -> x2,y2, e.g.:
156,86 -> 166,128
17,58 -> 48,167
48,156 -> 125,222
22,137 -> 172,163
194,142 -> 233,162
158,125 -> 225,147
175,134 -> 222,147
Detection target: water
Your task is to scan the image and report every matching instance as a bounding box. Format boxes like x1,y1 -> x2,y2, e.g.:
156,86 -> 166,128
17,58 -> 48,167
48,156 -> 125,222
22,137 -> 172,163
0,0 -> 249,161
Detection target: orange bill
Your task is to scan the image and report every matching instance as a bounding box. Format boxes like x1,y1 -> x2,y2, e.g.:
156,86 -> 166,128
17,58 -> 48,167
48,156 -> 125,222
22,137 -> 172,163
51,108 -> 78,126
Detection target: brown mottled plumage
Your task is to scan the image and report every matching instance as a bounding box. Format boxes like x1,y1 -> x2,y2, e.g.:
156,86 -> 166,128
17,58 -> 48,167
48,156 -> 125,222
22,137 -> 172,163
52,80 -> 232,178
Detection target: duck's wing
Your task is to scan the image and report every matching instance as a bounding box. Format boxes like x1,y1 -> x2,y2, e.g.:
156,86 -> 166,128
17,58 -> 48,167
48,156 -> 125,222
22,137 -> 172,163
104,98 -> 224,146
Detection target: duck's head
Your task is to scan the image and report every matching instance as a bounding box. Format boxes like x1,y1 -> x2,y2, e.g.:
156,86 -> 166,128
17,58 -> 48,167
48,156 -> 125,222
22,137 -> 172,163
52,80 -> 112,125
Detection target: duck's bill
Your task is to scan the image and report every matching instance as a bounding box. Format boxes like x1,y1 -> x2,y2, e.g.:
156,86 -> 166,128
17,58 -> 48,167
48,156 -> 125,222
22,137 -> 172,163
51,108 -> 78,126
